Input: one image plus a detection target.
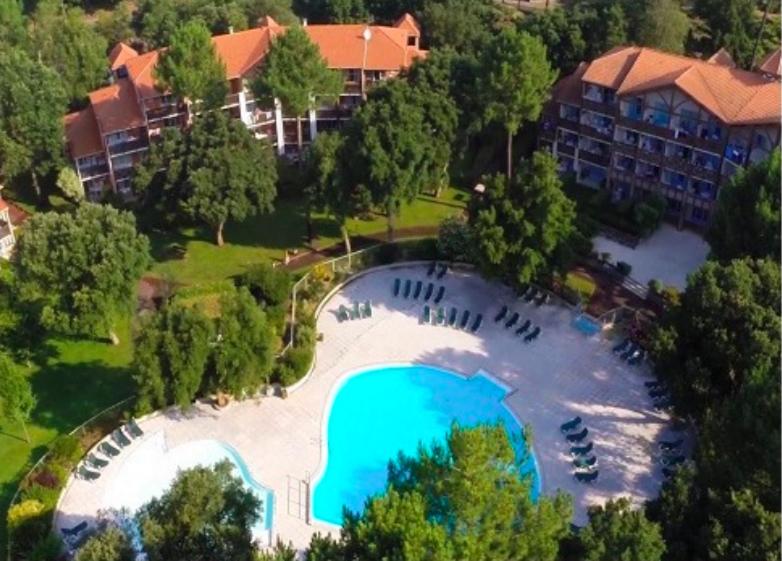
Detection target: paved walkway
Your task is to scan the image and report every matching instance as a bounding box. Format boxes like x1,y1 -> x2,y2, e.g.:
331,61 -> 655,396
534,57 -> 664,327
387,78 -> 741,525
593,225 -> 709,290
56,266 -> 677,550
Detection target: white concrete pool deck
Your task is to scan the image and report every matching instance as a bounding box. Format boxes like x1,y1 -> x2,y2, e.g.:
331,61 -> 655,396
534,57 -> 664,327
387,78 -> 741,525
56,265 -> 678,549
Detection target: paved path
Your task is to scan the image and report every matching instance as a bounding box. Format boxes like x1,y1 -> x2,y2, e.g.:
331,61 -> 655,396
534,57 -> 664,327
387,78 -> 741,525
56,266 -> 678,550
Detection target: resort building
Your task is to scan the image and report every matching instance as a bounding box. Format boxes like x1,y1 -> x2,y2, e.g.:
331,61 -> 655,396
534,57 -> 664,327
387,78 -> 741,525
64,15 -> 426,201
0,193 -> 15,259
539,46 -> 781,229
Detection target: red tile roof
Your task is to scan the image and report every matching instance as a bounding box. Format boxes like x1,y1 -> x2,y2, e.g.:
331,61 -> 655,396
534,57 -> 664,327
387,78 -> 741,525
88,78 -> 145,133
574,46 -> 781,125
109,42 -> 139,70
64,107 -> 104,158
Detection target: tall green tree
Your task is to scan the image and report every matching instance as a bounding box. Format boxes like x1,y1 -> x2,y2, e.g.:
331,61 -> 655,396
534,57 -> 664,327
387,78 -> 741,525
138,460 -> 262,561
133,302 -> 214,413
420,0 -> 503,54
694,0 -> 758,67
0,352 -> 36,443
470,151 -> 577,286
75,526 -> 134,561
211,287 -> 275,398
15,204 -> 150,343
579,498 -> 665,561
636,0 -> 690,54
155,20 -> 228,111
0,48 -> 67,200
0,0 -> 27,48
519,8 -> 587,74
292,0 -> 369,22
479,29 -> 556,179
707,151 -> 780,262
31,0 -> 108,104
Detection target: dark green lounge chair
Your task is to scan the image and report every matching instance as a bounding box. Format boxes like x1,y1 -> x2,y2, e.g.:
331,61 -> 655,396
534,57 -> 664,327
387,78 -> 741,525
436,307 -> 446,325
523,326 -> 541,343
436,263 -> 447,279
87,453 -> 109,469
515,320 -> 531,335
352,301 -> 361,319
427,261 -> 437,276
111,428 -> 131,448
337,305 -> 350,322
433,285 -> 445,304
413,280 -> 423,299
424,282 -> 434,301
566,427 -> 589,443
573,456 -> 598,470
422,305 -> 431,324
494,305 -> 508,322
61,521 -> 88,537
574,470 -> 599,484
448,307 -> 458,327
127,418 -> 144,438
77,465 -> 101,481
569,442 -> 593,457
363,300 -> 372,318
505,312 -> 519,328
459,310 -> 470,329
470,313 -> 483,333
393,278 -> 401,297
99,441 -> 120,457
403,279 -> 412,298
560,416 -> 582,433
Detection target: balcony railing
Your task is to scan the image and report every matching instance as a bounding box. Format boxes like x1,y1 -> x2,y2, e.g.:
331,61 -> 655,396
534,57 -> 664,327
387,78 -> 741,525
108,138 -> 148,156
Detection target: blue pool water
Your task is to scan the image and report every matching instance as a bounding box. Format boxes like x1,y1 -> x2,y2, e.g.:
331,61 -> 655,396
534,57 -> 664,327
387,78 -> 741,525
573,314 -> 602,336
312,365 -> 540,525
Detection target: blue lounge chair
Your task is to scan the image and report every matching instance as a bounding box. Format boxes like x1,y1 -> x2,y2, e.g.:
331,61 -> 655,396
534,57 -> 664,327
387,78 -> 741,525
566,427 -> 589,443
524,287 -> 538,302
61,521 -> 88,537
422,305 -> 431,324
459,310 -> 471,329
427,261 -> 437,276
569,442 -> 593,457
364,300 -> 372,318
504,312 -> 520,328
494,305 -> 508,322
436,307 -> 446,325
352,301 -> 361,319
574,470 -> 599,484
470,313 -> 483,333
413,280 -> 423,299
448,307 -> 458,327
659,439 -> 683,452
515,320 -> 531,335
436,263 -> 447,279
523,326 -> 541,342
424,282 -> 434,301
98,441 -> 120,457
560,416 -> 582,433
87,453 -> 108,469
403,279 -> 412,298
573,456 -> 598,470
127,418 -> 144,438
433,286 -> 445,304
393,278 -> 401,297
661,455 -> 686,467
613,338 -> 630,353
111,429 -> 131,448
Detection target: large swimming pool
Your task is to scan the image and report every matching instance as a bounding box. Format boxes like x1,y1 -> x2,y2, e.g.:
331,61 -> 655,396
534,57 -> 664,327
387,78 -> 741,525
312,364 -> 540,525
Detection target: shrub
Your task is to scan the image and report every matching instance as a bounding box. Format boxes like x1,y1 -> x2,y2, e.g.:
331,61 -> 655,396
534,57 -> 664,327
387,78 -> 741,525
7,499 -> 45,530
275,346 -> 314,387
437,216 -> 476,262
565,272 -> 597,301
616,261 -> 632,276
662,285 -> 680,307
376,243 -> 400,265
648,279 -> 663,294
21,482 -> 60,509
238,263 -> 291,307
29,533 -> 64,561
7,499 -> 50,559
50,434 -> 83,464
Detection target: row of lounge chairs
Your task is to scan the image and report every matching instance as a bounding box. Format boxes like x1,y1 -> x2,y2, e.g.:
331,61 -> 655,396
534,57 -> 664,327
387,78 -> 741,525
337,300 -> 372,321
560,416 -> 599,484
519,284 -> 551,307
422,305 -> 483,333
494,305 -> 542,342
75,419 -> 145,482
612,338 -> 645,366
393,278 -> 446,304
658,438 -> 686,478
644,379 -> 673,411
426,261 -> 449,279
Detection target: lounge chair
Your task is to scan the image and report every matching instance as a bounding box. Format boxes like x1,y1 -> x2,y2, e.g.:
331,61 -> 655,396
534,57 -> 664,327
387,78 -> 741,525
566,427 -> 589,443
459,310 -> 471,329
436,307 -> 446,325
433,286 -> 445,304
625,349 -> 642,362
87,453 -> 109,470
424,283 -> 434,301
111,429 -> 131,448
413,280 -> 423,299
560,416 -> 582,433
422,305 -> 431,324
61,521 -> 88,537
524,287 -> 538,302
352,301 -> 361,319
574,470 -> 599,484
470,313 -> 483,333
628,350 -> 645,366
535,292 -> 549,306
620,344 -> 638,361
573,456 -> 598,470
658,438 -> 683,452
661,455 -> 686,467
649,388 -> 668,399
427,261 -> 437,277
403,279 -> 412,298
436,263 -> 447,279
337,305 -> 350,322
364,300 -> 372,318
98,441 -> 120,457
523,326 -> 541,343
515,320 -> 531,335
127,418 -> 144,438
518,284 -> 530,298
653,398 -> 673,412
504,312 -> 520,329
393,278 -> 401,297
494,305 -> 508,323
613,338 -> 630,353
76,465 -> 101,481
448,307 -> 458,327
569,442 -> 594,457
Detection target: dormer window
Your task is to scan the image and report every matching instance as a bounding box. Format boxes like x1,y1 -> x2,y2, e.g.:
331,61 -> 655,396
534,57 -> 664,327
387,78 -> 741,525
407,35 -> 417,47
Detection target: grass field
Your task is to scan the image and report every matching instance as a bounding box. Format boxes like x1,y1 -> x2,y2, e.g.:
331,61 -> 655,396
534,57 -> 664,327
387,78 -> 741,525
0,187 -> 467,552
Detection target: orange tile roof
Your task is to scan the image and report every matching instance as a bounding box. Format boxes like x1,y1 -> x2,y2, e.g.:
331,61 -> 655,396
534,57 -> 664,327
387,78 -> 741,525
707,48 -> 736,68
213,27 -> 273,79
109,42 -> 139,70
124,50 -> 160,99
552,62 -> 587,105
394,13 -> 421,37
758,47 -> 781,77
304,24 -> 424,70
574,46 -> 781,125
88,78 -> 145,133
64,108 -> 104,158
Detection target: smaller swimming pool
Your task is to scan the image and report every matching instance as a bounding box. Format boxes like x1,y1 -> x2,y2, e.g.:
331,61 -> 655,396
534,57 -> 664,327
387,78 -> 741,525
572,314 -> 602,336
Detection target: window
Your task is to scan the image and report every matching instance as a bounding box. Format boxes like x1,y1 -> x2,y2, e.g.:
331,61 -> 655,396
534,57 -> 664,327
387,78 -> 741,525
560,104 -> 580,122
699,120 -> 722,141
614,155 -> 635,172
407,35 -> 417,46
692,178 -> 715,199
662,169 -> 688,190
640,135 -> 664,154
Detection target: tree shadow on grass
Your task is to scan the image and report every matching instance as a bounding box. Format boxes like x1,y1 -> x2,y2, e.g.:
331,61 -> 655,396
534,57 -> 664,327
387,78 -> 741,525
30,359 -> 133,434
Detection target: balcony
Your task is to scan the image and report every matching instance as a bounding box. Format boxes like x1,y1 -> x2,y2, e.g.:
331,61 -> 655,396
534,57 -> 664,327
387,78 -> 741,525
113,167 -> 134,181
724,143 -> 748,166
78,162 -> 109,179
614,155 -> 635,173
559,104 -> 580,123
580,150 -> 610,167
635,162 -> 660,181
108,138 -> 148,156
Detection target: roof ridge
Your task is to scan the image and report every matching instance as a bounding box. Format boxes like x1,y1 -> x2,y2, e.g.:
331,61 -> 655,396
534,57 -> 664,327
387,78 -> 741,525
675,65 -> 727,121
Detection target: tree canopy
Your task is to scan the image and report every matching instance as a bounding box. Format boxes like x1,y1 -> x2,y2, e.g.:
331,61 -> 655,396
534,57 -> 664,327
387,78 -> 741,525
75,526 -> 134,561
138,460 -> 262,561
694,0 -> 759,68
707,150 -> 780,262
15,204 -> 150,342
155,20 -> 228,110
0,352 -> 36,442
579,498 -> 665,561
470,151 -> 577,286
636,0 -> 690,54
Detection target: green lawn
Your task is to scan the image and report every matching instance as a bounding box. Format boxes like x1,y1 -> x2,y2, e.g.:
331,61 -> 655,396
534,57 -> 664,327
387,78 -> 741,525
149,187 -> 468,285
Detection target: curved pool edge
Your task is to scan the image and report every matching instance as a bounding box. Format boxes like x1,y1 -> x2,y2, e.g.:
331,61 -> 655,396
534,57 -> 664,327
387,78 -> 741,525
309,361 -> 544,527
